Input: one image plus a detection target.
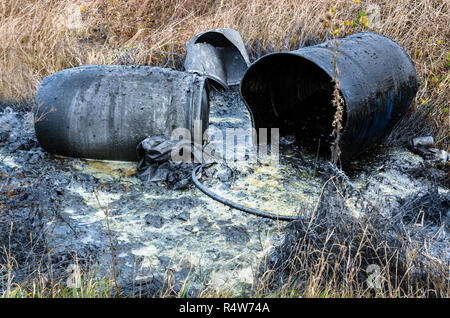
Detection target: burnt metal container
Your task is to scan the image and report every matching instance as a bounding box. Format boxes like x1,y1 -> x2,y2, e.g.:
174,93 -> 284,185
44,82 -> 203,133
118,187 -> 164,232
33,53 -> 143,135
34,65 -> 209,161
184,28 -> 250,89
240,32 -> 420,162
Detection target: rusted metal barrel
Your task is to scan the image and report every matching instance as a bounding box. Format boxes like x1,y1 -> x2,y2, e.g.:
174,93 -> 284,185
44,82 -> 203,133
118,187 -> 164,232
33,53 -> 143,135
184,28 -> 250,89
34,65 -> 209,161
240,32 -> 420,162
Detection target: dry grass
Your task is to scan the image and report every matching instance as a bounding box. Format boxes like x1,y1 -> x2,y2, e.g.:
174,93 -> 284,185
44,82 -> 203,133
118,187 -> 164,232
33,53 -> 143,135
0,0 -> 448,146
255,184 -> 449,298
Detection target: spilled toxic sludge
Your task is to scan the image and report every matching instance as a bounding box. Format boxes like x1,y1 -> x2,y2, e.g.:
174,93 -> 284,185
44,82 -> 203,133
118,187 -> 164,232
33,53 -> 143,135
0,88 -> 448,296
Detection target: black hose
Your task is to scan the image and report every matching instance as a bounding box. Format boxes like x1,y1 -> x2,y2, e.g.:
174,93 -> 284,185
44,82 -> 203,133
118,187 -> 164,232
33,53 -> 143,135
191,163 -> 301,222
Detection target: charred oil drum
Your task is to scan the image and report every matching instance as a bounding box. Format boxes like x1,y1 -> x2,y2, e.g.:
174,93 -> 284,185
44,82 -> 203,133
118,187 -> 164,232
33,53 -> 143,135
240,32 -> 420,162
184,28 -> 250,89
34,65 -> 209,161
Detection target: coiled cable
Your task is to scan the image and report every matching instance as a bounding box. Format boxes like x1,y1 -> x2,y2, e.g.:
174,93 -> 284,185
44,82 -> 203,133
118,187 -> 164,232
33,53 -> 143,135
191,163 -> 301,222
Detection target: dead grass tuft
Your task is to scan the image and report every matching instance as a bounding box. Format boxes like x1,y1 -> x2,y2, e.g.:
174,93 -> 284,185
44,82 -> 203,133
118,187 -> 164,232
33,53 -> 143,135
256,176 -> 449,298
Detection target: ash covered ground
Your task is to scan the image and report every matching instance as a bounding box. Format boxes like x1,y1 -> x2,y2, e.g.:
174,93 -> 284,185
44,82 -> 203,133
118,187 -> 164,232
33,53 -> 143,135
0,87 -> 448,296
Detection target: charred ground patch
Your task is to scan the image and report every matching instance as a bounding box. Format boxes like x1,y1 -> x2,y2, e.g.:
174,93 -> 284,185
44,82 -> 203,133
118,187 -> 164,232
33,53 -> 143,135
0,88 -> 448,297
